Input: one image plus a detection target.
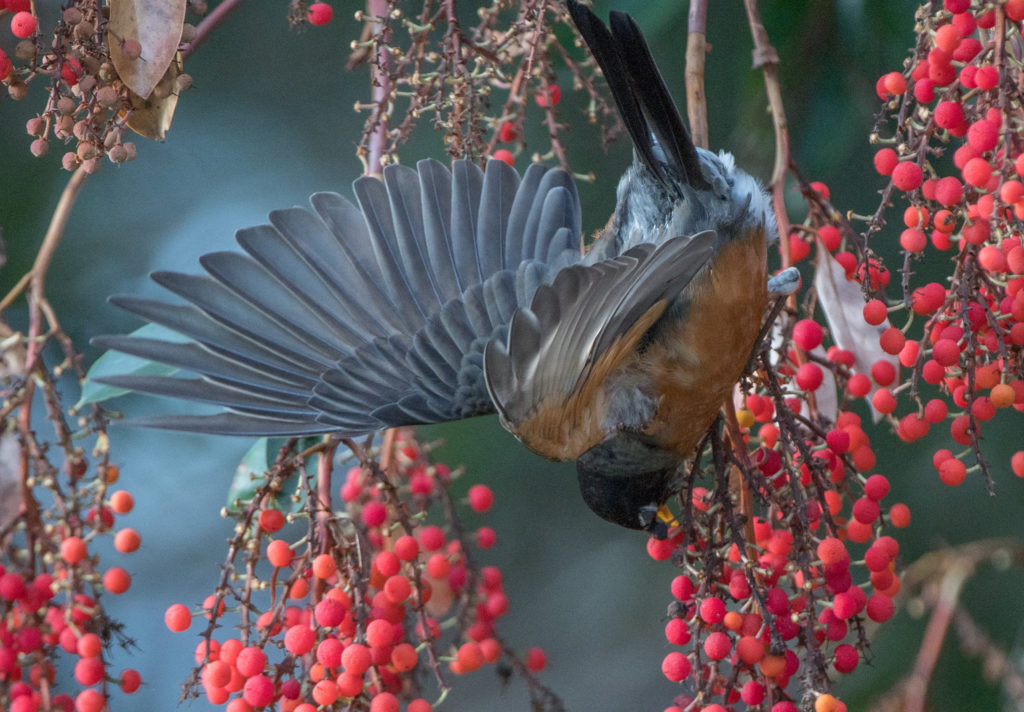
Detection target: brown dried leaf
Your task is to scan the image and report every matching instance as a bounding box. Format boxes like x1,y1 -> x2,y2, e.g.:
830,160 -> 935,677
108,0 -> 187,99
0,434 -> 21,533
124,54 -> 182,141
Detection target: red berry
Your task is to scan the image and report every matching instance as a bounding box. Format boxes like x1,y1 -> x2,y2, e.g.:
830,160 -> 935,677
900,228 -> 927,252
703,631 -> 731,660
665,618 -> 691,645
366,617 -> 395,647
872,388 -> 897,414
164,603 -> 191,632
243,674 -> 275,707
312,553 -> 337,579
967,120 -> 999,152
932,338 -> 960,366
1011,451 -> 1024,477
259,508 -> 285,532
873,148 -> 898,175
525,647 -> 547,672
863,474 -> 890,500
393,535 -> 419,561
61,536 -> 88,564
847,373 -> 871,398
661,651 -> 690,682
938,458 -> 967,486
370,692 -> 400,712
862,299 -> 888,326
235,646 -> 268,677
934,176 -> 963,206
492,149 -> 514,167
534,84 -> 561,107
789,232 -> 811,262
476,526 -> 497,549
833,644 -> 859,674
10,11 -> 37,38
307,2 -> 333,25
934,100 -> 965,130
498,121 -> 518,142
418,525 -> 445,551
120,668 -> 142,693
818,225 -> 841,251
456,641 -> 484,672
75,690 -> 106,712
361,500 -> 387,527
699,596 -> 726,624
284,624 -> 315,655
962,157 -> 993,188
795,362 -> 823,391
867,593 -> 894,622
892,162 -> 923,191
879,327 -> 905,355
792,319 -> 824,350
467,484 -> 494,512
342,643 -> 372,674
103,567 -> 131,594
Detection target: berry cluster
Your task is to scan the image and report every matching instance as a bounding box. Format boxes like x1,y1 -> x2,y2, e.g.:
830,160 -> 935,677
0,449 -> 143,712
645,369 -> 905,711
648,1 -> 1024,708
4,0 -> 203,171
864,0 -> 1024,484
164,431 -> 549,712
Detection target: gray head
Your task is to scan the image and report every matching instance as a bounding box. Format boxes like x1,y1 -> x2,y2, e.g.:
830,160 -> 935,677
575,433 -> 682,532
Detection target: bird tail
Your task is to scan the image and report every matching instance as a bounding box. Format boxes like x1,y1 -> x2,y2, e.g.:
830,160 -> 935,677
566,0 -> 710,193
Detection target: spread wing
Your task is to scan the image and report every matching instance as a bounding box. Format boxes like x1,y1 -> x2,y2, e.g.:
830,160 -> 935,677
90,158 -> 582,436
482,231 -> 716,460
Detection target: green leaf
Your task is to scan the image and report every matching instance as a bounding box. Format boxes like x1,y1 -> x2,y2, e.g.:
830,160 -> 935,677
77,322 -> 187,408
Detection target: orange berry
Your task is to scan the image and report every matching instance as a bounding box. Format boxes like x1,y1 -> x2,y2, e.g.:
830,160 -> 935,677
114,528 -> 141,553
889,503 -> 911,527
991,383 -> 1015,408
108,490 -> 134,514
456,641 -> 484,672
312,553 -> 337,579
266,539 -> 292,568
61,536 -> 88,564
102,567 -> 131,594
815,693 -> 840,712
370,692 -> 400,712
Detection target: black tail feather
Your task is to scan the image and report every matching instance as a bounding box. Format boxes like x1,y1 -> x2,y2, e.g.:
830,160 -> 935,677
566,0 -> 710,192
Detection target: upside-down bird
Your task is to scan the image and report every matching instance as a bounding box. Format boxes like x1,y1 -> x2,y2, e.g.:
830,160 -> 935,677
91,0 -> 789,532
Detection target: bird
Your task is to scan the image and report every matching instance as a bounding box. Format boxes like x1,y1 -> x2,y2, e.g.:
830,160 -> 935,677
90,1 -> 782,533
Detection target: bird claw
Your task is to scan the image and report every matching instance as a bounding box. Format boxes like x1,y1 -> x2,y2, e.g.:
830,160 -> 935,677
767,267 -> 801,297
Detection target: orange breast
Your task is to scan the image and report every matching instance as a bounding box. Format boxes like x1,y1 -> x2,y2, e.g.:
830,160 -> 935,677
642,228 -> 768,456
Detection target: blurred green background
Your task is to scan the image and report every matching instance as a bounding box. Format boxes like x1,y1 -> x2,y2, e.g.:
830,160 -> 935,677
3,1 -> 1024,710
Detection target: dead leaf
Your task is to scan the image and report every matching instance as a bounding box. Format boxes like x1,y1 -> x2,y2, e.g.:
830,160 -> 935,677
124,54 -> 182,141
0,434 -> 21,533
108,0 -> 187,99
814,249 -> 898,422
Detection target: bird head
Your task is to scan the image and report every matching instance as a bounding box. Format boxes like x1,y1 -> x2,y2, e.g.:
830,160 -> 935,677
575,433 -> 681,533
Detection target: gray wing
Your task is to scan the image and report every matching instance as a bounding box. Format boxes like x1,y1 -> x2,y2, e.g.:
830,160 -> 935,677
91,158 -> 582,436
482,231 -> 716,461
